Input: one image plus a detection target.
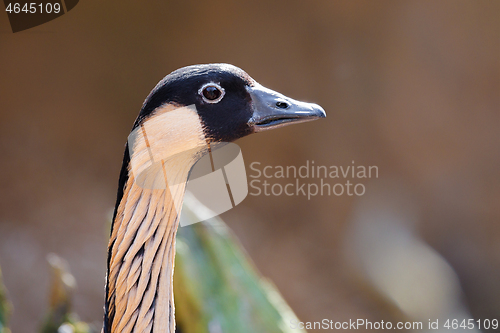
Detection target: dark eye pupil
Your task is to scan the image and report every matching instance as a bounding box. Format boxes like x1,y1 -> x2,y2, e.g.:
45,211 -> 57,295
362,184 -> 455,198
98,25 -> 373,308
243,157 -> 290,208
203,86 -> 221,100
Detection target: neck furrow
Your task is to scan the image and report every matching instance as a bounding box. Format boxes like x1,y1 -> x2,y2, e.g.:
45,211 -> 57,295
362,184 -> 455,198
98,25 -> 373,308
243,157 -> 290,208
105,168 -> 189,333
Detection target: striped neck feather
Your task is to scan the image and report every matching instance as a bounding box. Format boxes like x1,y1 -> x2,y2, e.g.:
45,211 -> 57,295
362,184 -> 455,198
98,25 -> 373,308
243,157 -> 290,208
105,162 -> 190,333
104,103 -> 207,333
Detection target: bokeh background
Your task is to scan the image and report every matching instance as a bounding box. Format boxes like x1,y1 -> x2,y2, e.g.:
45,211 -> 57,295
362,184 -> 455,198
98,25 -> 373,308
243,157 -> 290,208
0,1 -> 499,332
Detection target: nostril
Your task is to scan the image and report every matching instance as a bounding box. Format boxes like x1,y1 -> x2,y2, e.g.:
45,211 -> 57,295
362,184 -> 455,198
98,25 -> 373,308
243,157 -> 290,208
276,101 -> 289,109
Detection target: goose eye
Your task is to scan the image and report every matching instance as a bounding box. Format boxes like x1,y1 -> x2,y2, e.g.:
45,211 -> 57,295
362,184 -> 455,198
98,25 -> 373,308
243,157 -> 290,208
199,83 -> 225,103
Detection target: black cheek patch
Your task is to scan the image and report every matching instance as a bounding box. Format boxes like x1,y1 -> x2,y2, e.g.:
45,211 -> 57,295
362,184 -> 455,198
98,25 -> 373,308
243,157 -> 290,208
197,94 -> 255,142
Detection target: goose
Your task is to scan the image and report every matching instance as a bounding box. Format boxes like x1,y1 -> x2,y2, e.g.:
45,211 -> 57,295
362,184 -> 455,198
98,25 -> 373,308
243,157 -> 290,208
104,63 -> 325,333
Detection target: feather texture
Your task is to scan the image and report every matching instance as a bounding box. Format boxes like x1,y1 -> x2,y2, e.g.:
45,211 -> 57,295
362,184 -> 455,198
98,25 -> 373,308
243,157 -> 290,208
104,104 -> 207,333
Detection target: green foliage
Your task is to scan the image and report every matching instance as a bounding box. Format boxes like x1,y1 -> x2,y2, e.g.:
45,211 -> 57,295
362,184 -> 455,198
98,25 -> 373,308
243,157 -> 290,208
0,268 -> 11,333
174,194 -> 306,333
1,196 -> 305,333
40,254 -> 95,333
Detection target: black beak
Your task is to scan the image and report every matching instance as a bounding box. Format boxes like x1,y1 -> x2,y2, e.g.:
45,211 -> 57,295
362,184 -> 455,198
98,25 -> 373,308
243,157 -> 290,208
247,84 -> 326,132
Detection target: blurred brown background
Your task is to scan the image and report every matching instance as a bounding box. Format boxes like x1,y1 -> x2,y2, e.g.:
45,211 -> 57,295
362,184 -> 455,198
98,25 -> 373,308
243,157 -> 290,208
0,1 -> 498,332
